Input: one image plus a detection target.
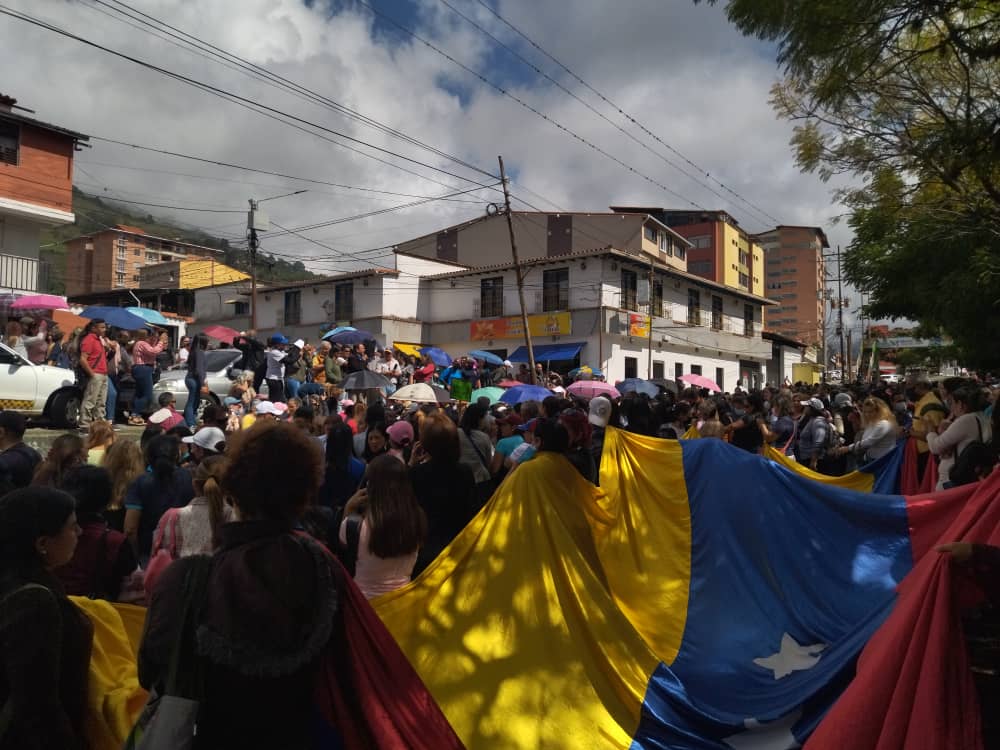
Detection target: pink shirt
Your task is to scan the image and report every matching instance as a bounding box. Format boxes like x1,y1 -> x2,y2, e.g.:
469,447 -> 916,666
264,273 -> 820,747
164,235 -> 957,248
133,339 -> 166,366
339,516 -> 418,599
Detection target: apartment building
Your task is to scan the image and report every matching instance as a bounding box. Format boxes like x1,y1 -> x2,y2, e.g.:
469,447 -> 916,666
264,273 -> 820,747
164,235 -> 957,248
64,225 -> 223,295
752,225 -> 829,347
616,207 -> 765,298
0,94 -> 87,293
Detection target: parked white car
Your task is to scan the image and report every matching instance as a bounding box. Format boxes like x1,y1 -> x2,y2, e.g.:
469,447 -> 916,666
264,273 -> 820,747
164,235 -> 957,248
0,342 -> 83,427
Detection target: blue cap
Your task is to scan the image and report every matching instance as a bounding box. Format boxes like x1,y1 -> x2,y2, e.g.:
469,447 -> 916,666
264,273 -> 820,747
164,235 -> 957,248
270,333 -> 289,345
224,396 -> 240,406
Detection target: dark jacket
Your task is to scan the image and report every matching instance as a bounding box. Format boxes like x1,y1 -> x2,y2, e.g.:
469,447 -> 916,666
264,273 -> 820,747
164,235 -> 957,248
186,346 -> 208,387
0,575 -> 93,750
139,521 -> 338,750
0,442 -> 42,489
409,460 -> 478,576
55,518 -> 137,601
234,337 -> 266,373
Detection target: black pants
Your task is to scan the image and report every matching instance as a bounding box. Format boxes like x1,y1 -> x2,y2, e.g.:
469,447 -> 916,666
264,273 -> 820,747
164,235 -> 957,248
266,378 -> 286,403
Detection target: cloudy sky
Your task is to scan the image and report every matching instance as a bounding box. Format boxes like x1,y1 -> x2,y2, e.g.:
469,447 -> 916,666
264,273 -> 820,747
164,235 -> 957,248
2,0 -> 861,334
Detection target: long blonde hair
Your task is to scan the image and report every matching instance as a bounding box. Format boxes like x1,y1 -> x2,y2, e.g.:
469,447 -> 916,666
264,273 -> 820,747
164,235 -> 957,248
860,397 -> 895,429
102,439 -> 145,509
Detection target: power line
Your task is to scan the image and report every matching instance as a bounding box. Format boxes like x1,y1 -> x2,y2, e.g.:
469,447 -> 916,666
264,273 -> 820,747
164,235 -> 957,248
470,0 -> 782,228
352,0 -> 707,211
0,6 -> 498,192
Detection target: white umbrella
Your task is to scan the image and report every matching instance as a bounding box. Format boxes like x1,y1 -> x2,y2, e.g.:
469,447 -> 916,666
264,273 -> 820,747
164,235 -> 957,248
389,382 -> 440,403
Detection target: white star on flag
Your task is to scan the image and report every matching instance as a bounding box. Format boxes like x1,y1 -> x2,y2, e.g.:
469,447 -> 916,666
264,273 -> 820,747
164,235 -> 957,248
753,632 -> 827,680
723,710 -> 801,750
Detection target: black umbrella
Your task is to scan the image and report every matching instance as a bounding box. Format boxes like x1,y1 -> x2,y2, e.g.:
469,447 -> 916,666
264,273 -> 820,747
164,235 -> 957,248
342,369 -> 392,391
650,378 -> 679,394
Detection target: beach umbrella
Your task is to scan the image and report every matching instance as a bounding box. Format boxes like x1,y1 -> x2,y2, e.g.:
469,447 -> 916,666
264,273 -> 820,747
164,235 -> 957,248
125,307 -> 171,326
616,378 -> 660,398
390,383 -> 439,403
677,373 -> 722,393
499,384 -> 553,405
12,293 -> 68,311
419,346 -> 453,367
566,381 -> 621,400
468,349 -> 504,366
79,306 -> 151,330
323,328 -> 375,345
470,386 -> 505,404
202,324 -> 241,343
568,365 -> 604,379
342,369 -> 391,391
650,378 -> 678,394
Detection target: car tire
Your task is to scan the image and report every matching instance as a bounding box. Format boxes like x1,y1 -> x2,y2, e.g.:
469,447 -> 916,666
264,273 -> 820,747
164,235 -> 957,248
48,391 -> 81,429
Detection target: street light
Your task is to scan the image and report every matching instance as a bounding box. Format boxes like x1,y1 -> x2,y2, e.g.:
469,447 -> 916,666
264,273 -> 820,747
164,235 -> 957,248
247,190 -> 307,329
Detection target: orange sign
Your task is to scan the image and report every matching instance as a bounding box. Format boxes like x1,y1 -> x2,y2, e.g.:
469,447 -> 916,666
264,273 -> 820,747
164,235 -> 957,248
470,312 -> 571,341
629,313 -> 650,337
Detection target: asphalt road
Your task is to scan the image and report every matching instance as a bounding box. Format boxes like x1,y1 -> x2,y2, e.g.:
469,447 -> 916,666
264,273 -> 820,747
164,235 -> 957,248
24,424 -> 147,455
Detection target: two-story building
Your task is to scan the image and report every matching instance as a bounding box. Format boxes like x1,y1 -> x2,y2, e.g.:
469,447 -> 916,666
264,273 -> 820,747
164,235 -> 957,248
0,95 -> 87,294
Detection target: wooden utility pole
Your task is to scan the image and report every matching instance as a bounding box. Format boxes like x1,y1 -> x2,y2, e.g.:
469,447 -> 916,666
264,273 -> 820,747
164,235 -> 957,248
647,257 -> 654,379
248,198 -> 260,331
498,156 -> 537,384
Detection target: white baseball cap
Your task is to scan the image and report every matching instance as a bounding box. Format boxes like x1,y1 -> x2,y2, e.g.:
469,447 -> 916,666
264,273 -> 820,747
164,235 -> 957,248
589,396 -> 612,428
255,401 -> 279,415
293,339 -> 305,349
182,426 -> 226,452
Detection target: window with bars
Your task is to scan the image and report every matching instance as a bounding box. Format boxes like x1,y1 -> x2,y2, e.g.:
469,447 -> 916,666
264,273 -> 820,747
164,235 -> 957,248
0,121 -> 18,165
284,290 -> 302,326
744,304 -> 755,336
739,272 -> 750,288
115,272 -> 125,287
334,282 -> 353,321
621,269 -> 638,311
542,268 -> 569,312
711,296 -> 723,330
651,281 -> 664,317
480,277 -> 504,318
687,289 -> 700,325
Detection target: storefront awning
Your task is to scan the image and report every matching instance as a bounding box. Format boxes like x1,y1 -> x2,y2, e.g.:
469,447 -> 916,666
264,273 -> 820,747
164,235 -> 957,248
508,341 -> 585,363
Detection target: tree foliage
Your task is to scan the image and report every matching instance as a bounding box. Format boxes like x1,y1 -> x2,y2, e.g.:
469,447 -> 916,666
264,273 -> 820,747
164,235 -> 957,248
702,0 -> 1000,367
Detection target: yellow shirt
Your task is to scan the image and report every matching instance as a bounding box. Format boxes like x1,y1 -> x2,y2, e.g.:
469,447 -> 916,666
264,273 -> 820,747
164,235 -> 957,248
241,413 -> 257,430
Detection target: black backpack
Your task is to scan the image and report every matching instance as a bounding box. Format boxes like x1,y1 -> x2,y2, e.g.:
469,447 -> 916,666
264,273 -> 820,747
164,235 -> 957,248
950,415 -> 997,487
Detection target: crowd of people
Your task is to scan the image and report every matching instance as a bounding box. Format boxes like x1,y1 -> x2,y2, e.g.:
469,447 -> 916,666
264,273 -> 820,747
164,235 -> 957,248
2,312 -> 999,747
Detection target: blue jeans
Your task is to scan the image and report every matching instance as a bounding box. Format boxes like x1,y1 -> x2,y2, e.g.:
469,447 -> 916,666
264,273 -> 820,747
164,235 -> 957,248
132,364 -> 154,415
184,375 -> 200,427
298,383 -> 324,397
285,378 -> 301,400
106,377 -> 118,422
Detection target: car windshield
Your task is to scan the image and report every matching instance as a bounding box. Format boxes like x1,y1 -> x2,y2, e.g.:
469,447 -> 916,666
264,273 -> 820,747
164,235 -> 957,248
166,350 -> 240,372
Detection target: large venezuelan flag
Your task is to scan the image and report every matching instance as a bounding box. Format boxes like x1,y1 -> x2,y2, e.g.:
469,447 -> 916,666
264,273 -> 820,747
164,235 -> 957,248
374,427 -> 996,749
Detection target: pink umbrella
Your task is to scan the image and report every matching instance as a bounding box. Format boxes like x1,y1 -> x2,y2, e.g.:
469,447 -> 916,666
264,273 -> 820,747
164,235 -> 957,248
12,293 -> 68,311
677,373 -> 722,393
202,324 -> 241,343
566,380 -> 621,400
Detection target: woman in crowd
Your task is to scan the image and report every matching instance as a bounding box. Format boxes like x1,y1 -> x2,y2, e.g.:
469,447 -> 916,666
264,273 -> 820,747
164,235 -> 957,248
767,396 -> 798,456
340,454 -> 427,598
362,421 -> 390,464
85,420 -> 115,465
353,401 -> 383,457
4,319 -> 26,359
139,421 -> 336,750
927,386 -> 994,489
129,328 -> 169,424
0,486 -> 92,749
408,411 -> 478,577
124,434 -> 195,563
559,409 -> 597,484
457,402 -> 495,508
32,434 -> 86,488
101,438 -> 146,533
319,420 -> 366,511
835,397 -> 898,464
386,419 -> 414,464
184,333 -> 210,429
696,399 -> 724,440
794,397 -> 831,472
54,465 -> 137,601
412,353 -> 437,384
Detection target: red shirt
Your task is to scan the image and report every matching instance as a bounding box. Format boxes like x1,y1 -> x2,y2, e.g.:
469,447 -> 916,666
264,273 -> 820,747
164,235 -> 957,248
413,363 -> 436,383
80,333 -> 108,375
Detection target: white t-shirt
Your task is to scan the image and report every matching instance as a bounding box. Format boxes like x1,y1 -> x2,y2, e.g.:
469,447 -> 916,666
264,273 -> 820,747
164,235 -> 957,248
265,349 -> 286,379
177,347 -> 189,365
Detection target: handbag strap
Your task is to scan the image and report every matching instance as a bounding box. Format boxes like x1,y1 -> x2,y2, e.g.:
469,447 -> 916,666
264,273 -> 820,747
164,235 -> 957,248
342,514 -> 363,578
164,555 -> 213,699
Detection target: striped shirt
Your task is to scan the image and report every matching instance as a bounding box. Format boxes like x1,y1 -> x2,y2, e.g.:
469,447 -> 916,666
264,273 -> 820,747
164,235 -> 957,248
133,339 -> 165,366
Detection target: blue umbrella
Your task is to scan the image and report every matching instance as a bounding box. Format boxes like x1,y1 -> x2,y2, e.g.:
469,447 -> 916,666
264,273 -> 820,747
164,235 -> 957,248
321,325 -> 356,338
79,306 -> 151,330
125,306 -> 171,326
419,346 -> 453,367
468,349 -> 504,366
617,378 -> 660,398
324,328 -> 375,345
499,384 -> 553,405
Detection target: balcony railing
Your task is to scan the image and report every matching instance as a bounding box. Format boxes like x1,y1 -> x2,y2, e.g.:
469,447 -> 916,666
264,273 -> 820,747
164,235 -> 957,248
0,253 -> 50,293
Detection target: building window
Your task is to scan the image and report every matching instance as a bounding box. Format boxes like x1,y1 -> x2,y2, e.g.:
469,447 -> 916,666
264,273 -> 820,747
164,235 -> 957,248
542,268 -> 568,312
688,235 -> 712,249
116,260 -> 126,272
234,301 -> 250,316
689,260 -> 712,274
675,362 -> 684,380
738,249 -> 749,266
134,248 -> 141,257
687,288 -> 700,325
691,364 -> 703,376
711,295 -> 723,330
651,281 -> 663,318
621,269 -> 638,311
675,244 -> 686,261
744,303 -> 754,337
334,282 -> 353,321
117,247 -> 126,259
115,272 -> 125,287
146,253 -> 158,262
716,367 -> 724,392
659,233 -> 672,256
0,121 -> 19,165
480,276 -> 504,317
739,272 -> 749,288
643,225 -> 657,243
624,356 -> 638,380
284,290 -> 302,326
653,361 -> 665,379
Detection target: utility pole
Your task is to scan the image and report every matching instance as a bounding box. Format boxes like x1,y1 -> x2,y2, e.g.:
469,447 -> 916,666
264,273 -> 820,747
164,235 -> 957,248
835,245 -> 847,382
498,156 -> 537,384
248,198 -> 261,331
846,328 -> 853,381
647,257 -> 654,379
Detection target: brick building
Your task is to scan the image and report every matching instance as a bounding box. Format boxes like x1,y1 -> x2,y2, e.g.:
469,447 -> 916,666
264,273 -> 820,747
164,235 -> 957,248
0,94 -> 87,293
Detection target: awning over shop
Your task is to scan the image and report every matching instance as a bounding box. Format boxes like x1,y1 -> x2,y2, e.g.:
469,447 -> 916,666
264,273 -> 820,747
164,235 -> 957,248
508,341 -> 585,363
393,342 -> 424,358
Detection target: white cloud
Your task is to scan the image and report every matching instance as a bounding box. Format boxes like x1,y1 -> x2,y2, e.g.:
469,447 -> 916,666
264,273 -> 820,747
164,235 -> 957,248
2,0 -> 857,285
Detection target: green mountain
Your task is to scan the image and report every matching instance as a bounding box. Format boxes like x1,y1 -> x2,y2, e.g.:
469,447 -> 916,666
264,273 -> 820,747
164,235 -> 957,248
41,188 -> 319,293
